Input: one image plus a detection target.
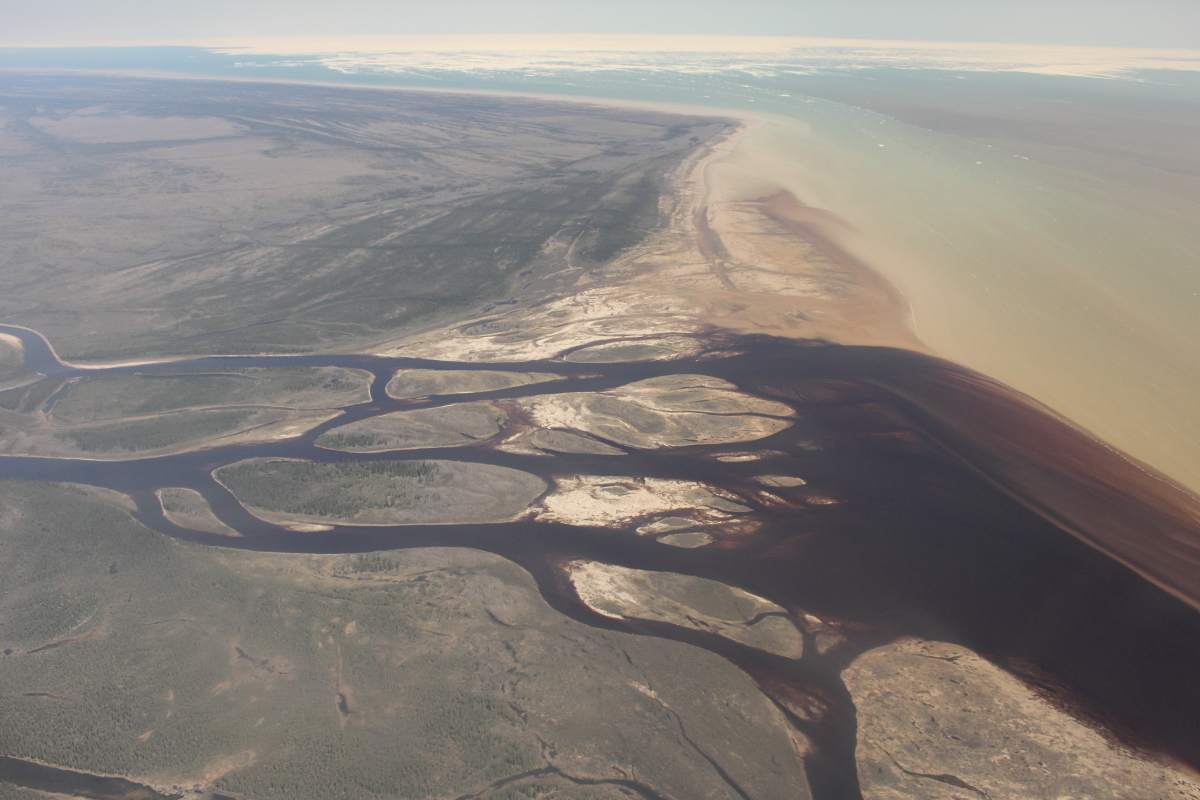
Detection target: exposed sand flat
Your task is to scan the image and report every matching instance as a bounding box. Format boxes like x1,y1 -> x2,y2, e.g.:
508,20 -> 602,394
0,333 -> 24,361
517,375 -> 794,451
534,476 -> 749,529
157,487 -> 241,537
682,152 -> 927,351
756,476 -> 807,490
374,287 -> 708,363
0,333 -> 40,391
375,119 -> 927,371
568,560 -> 804,659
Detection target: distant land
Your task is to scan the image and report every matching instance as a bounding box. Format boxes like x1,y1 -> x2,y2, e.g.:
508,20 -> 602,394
2,35 -> 1197,490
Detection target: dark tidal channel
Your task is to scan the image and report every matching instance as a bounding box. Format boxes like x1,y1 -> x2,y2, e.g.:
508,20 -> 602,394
0,755 -> 180,800
3,325 -> 1200,800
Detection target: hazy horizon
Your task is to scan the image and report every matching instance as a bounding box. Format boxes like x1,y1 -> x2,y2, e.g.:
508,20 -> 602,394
3,0 -> 1199,49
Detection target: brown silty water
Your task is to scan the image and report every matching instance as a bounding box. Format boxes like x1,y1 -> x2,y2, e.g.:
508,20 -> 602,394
3,326 -> 1200,800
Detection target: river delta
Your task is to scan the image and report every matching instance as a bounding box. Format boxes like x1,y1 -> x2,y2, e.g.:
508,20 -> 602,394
1,70 -> 1199,800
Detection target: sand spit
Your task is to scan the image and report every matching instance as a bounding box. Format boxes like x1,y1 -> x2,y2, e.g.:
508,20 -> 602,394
568,560 -> 804,659
157,487 -> 242,537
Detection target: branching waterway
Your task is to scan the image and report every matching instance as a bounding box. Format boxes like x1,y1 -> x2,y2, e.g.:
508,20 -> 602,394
3,324 -> 1200,800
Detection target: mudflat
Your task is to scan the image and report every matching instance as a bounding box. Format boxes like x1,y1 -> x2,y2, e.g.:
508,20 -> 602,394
2,72 -> 1199,800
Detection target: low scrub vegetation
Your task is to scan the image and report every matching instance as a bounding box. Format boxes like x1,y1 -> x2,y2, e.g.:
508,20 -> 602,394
55,410 -> 259,452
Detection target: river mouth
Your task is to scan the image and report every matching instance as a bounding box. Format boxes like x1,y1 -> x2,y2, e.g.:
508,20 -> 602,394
3,325 -> 1200,800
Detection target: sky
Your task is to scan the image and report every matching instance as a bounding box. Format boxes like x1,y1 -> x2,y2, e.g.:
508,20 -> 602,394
3,0 -> 1199,50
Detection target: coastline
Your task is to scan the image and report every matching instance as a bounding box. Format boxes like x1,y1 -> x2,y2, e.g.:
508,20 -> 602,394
2,67 -> 1200,800
722,112 -> 1200,495
3,47 -> 1197,492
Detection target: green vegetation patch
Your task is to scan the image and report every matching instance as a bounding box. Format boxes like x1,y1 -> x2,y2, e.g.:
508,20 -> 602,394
315,402 -> 506,452
574,166 -> 666,264
215,458 -> 546,525
564,343 -> 679,363
51,367 -> 370,424
0,479 -> 807,800
528,429 -> 625,456
0,481 -> 540,797
216,460 -> 438,519
0,364 -> 41,393
312,431 -> 387,450
345,553 -> 399,573
0,378 -> 65,413
385,369 -> 562,399
0,781 -> 61,800
55,409 -> 262,453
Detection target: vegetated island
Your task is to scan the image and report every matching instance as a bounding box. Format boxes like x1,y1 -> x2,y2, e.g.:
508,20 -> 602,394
214,458 -> 547,527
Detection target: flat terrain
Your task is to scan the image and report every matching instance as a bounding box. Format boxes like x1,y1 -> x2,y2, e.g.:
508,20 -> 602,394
569,561 -> 805,658
215,458 -> 547,526
513,375 -> 795,450
0,481 -> 806,800
2,72 -> 1198,800
157,487 -> 241,537
316,402 -> 508,452
845,639 -> 1199,800
0,75 -> 729,361
51,367 -> 370,424
0,366 -> 368,459
385,369 -> 563,399
0,335 -> 39,393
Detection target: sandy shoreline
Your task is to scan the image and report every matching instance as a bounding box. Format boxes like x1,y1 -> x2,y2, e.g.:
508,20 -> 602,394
4,54 -> 1196,497
1,77 -> 1192,509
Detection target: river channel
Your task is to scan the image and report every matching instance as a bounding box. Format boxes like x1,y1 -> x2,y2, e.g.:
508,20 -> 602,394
2,324 -> 1199,800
